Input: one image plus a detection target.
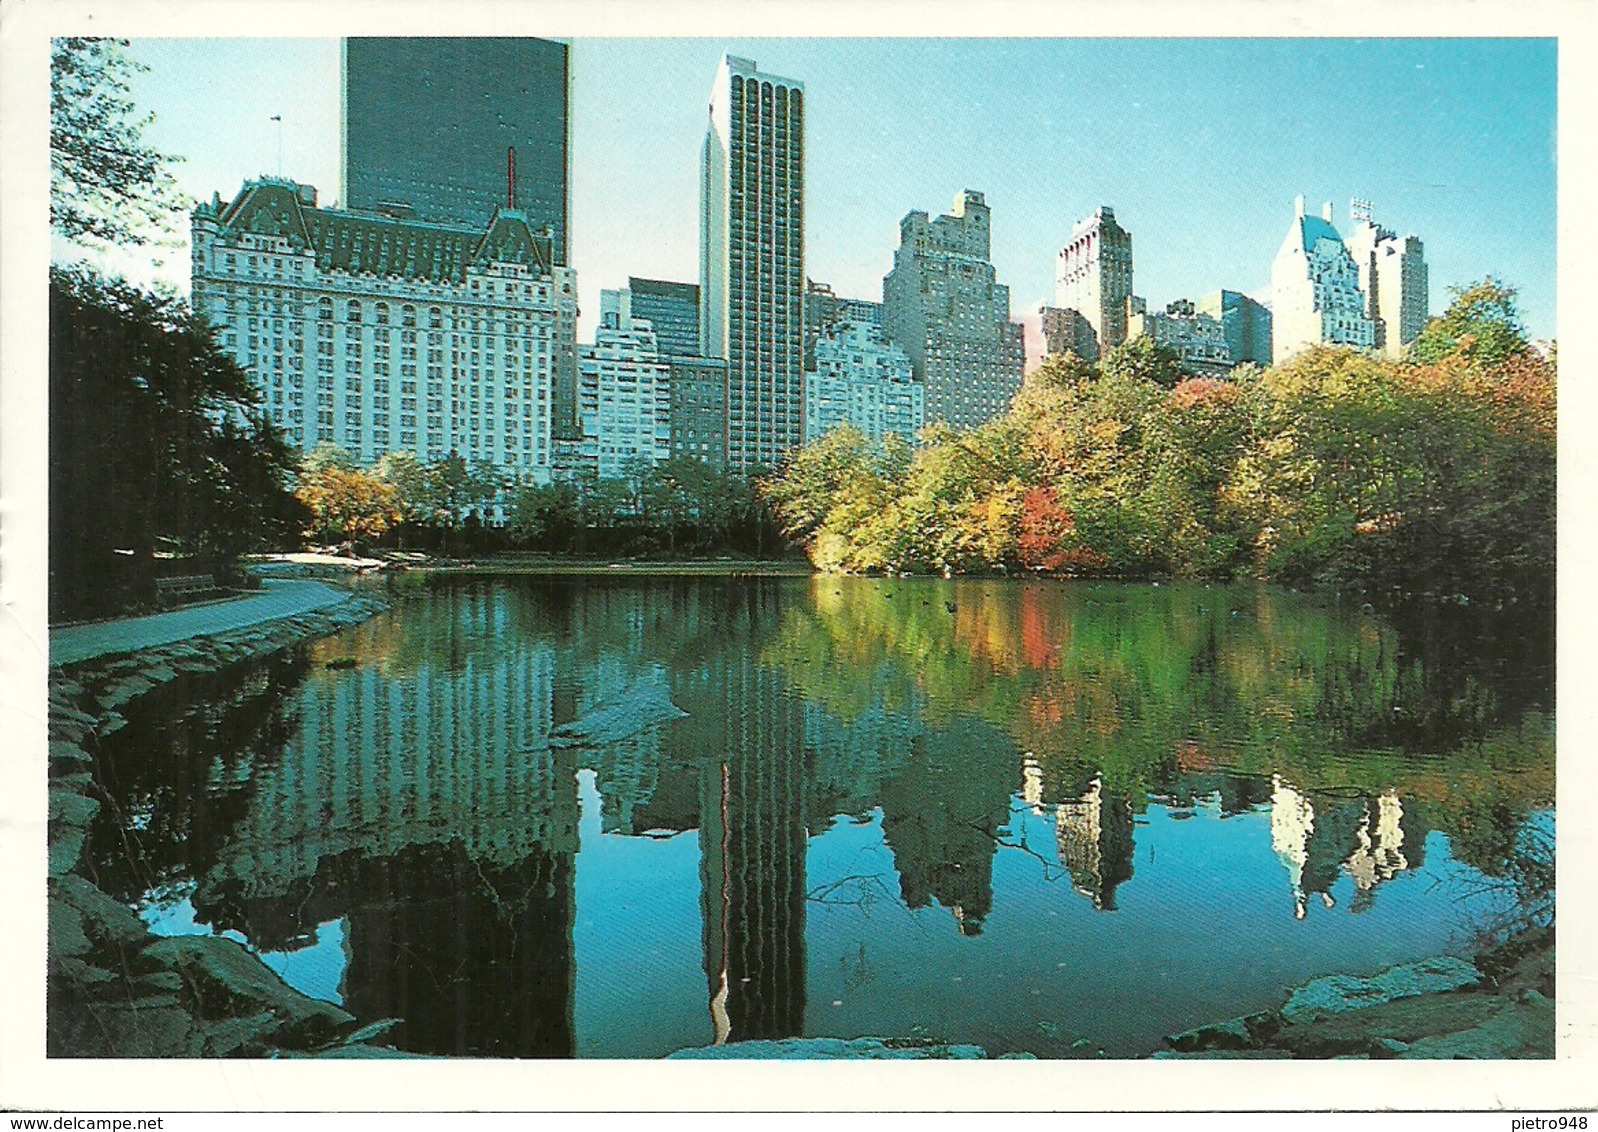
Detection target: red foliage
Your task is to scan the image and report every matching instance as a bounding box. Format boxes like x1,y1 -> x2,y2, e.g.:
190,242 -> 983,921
1017,486 -> 1075,572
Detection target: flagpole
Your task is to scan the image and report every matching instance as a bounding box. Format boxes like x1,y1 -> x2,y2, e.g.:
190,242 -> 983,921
271,114 -> 283,177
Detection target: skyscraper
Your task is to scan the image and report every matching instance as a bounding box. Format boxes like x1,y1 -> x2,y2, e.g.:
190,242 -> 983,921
1271,196 -> 1376,364
340,38 -> 571,263
341,38 -> 578,439
1343,199 -> 1429,358
1055,206 -> 1134,361
699,55 -> 806,473
881,190 -> 1024,430
1195,290 -> 1273,367
627,277 -> 702,360
578,290 -> 672,480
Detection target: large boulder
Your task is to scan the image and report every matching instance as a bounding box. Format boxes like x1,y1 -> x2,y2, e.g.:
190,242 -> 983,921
141,935 -> 356,1050
1281,957 -> 1481,1024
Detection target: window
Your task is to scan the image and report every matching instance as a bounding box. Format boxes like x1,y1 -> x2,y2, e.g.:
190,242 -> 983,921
347,301 -> 362,323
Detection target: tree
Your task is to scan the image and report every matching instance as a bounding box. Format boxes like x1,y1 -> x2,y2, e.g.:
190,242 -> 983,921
1411,278 -> 1531,368
50,265 -> 303,619
294,461 -> 401,550
51,38 -> 186,250
1098,336 -> 1186,390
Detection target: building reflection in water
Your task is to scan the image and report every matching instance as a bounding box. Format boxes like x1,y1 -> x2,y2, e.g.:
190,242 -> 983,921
189,593 -> 583,1056
1019,757 -> 1136,911
1270,775 -> 1429,919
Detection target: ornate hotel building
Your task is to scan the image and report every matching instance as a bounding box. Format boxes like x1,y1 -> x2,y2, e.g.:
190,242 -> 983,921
1270,196 -> 1376,364
190,178 -> 579,480
699,55 -> 806,473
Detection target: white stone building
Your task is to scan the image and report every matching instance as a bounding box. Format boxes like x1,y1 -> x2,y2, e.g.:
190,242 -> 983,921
881,190 -> 1025,430
1125,297 -> 1234,378
578,290 -> 672,481
1344,200 -> 1429,358
190,178 -> 578,481
1270,196 -> 1376,364
804,319 -> 923,448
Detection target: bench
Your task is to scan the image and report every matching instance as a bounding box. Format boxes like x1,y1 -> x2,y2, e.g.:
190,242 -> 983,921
154,574 -> 215,607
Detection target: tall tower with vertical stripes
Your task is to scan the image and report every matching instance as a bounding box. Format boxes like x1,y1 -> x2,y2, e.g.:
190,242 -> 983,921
699,55 -> 806,473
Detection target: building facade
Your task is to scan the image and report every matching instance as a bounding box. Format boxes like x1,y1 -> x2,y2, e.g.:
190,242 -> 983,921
804,280 -> 883,370
1194,289 -> 1273,367
699,55 -> 806,473
804,319 -> 923,448
578,290 -> 672,481
1036,304 -> 1098,367
1125,297 -> 1234,378
668,356 -> 729,470
1271,196 -> 1376,364
190,178 -> 577,481
628,277 -> 702,360
1054,206 -> 1134,361
881,190 -> 1025,431
341,37 -> 571,265
1344,201 -> 1429,358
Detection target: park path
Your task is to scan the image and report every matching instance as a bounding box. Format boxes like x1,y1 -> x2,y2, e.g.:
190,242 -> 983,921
50,579 -> 359,667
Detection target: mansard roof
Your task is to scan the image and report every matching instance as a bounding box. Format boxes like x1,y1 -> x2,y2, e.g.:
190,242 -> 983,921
195,178 -> 555,284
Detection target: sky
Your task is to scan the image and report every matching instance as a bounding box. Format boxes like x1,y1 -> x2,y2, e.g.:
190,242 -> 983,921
104,36 -> 1559,344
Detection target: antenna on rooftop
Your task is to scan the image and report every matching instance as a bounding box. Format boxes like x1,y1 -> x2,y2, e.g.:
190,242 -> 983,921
507,146 -> 517,210
1350,197 -> 1374,225
270,114 -> 283,178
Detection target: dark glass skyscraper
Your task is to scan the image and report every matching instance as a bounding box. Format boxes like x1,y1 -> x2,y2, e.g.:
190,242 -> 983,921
627,277 -> 702,360
341,37 -> 571,266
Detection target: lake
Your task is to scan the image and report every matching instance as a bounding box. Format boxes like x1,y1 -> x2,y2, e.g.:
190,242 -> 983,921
80,575 -> 1555,1058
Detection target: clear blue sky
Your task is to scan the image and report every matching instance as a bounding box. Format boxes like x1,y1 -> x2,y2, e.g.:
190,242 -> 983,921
111,37 -> 1558,343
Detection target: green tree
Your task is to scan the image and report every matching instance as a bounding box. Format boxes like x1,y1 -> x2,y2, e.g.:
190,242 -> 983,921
1411,278 -> 1531,367
51,38 -> 185,249
49,266 -> 303,618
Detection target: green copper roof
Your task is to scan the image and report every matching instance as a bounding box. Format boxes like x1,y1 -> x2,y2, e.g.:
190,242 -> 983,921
200,179 -> 554,284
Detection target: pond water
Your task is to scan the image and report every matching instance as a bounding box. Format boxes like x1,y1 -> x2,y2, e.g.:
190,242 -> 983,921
80,576 -> 1554,1058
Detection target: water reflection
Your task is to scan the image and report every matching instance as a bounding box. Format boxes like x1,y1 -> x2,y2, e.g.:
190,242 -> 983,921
81,575 -> 1553,1058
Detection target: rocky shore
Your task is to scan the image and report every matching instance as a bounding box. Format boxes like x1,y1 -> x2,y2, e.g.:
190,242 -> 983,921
1157,929 -> 1554,1059
46,588 -> 415,1058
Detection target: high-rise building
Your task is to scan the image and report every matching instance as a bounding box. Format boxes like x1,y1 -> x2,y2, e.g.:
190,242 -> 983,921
804,319 -> 923,448
699,55 -> 806,473
881,190 -> 1025,430
190,178 -> 576,480
341,37 -> 571,264
628,277 -> 702,360
1343,199 -> 1429,358
578,290 -> 671,481
1271,196 -> 1376,364
1054,206 -> 1134,361
1195,290 -> 1273,367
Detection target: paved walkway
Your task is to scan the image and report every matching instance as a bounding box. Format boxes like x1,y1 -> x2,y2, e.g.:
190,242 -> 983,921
50,580 -> 359,667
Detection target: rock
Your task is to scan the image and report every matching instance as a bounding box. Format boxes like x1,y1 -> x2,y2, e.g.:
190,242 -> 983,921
667,1036 -> 988,1060
51,875 -> 147,956
1275,990 -> 1503,1055
141,935 -> 356,1048
1281,957 -> 1481,1023
1151,1049 -> 1292,1059
1400,992 -> 1554,1059
1166,1011 -> 1279,1052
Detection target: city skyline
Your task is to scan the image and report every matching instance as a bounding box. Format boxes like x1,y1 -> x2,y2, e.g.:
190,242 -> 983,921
88,36 -> 1558,345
